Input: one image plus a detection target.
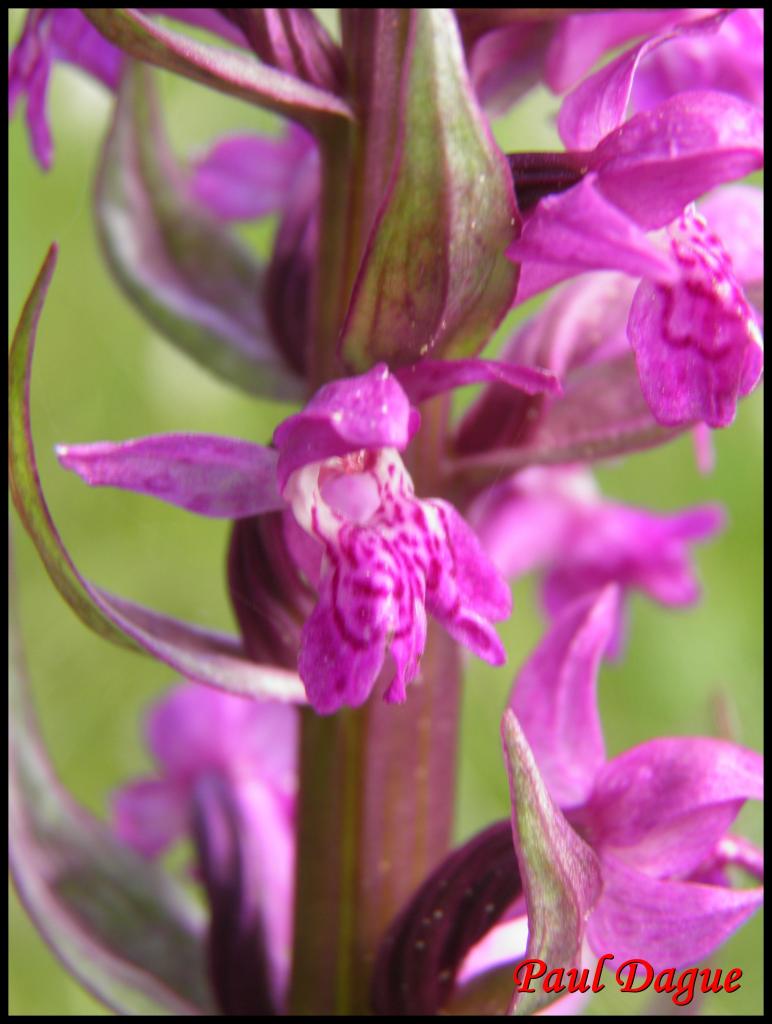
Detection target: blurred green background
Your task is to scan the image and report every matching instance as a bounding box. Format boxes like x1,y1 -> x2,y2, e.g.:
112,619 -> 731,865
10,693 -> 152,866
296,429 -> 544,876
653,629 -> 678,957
8,10 -> 762,1016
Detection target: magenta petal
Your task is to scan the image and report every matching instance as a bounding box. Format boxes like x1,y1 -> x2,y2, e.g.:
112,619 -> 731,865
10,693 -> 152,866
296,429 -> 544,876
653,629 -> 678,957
189,126 -> 314,222
510,176 -> 677,305
558,12 -> 729,150
628,217 -> 764,429
50,8 -> 124,89
113,779 -> 186,859
56,435 -> 283,519
544,9 -> 702,94
588,853 -> 763,972
145,684 -> 297,791
583,737 -> 763,878
632,8 -> 764,114
385,602 -> 428,706
441,609 -> 507,668
699,185 -> 764,286
593,91 -> 764,231
467,468 -> 584,581
509,588 -> 617,809
466,21 -> 550,116
274,365 -> 418,489
9,9 -> 55,170
298,584 -> 389,714
431,500 -> 512,622
395,358 -> 559,405
236,781 -> 295,1008
543,500 -> 724,614
9,8 -> 123,169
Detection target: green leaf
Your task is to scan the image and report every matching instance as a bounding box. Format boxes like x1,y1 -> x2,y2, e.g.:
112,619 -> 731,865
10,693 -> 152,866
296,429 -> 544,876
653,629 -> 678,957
9,536 -> 215,1015
339,9 -> 519,368
8,245 -> 307,703
83,8 -> 354,130
96,61 -> 304,401
501,711 -> 603,1016
8,245 -> 133,649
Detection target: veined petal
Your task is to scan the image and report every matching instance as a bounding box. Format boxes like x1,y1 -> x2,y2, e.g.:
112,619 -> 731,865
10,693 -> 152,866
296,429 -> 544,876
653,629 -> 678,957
628,206 -> 764,427
56,435 -> 283,519
432,499 -> 512,622
285,446 -> 509,712
298,581 -> 392,713
588,853 -> 763,972
581,737 -> 763,879
509,588 -> 618,809
274,364 -> 419,490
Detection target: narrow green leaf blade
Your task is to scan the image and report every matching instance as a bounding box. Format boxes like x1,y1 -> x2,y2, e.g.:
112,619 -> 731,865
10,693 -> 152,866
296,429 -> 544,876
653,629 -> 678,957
8,245 -> 133,649
8,246 -> 307,703
501,711 -> 603,1016
84,8 -> 354,129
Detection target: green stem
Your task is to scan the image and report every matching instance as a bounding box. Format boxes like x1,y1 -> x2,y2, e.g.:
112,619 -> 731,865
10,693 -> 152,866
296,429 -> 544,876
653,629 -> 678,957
308,125 -> 357,391
288,633 -> 461,1015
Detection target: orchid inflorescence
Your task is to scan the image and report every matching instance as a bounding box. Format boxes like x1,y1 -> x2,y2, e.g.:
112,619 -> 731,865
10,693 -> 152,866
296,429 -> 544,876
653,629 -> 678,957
9,7 -> 763,1016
